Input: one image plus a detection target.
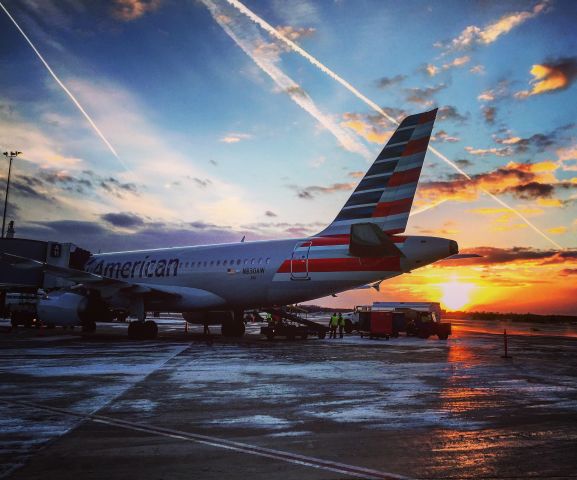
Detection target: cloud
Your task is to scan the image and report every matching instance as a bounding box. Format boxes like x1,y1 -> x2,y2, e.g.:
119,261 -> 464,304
431,130 -> 459,143
547,226 -> 568,235
341,112 -> 393,144
442,246 -> 577,266
190,177 -> 212,188
493,124 -> 575,154
454,159 -> 473,168
465,146 -> 513,157
275,25 -> 316,41
425,55 -> 471,77
482,106 -> 496,125
404,84 -> 447,105
418,160 -> 576,204
264,210 -> 277,217
292,182 -> 355,200
560,268 -> 577,276
376,74 -> 407,88
515,57 -> 577,98
219,132 -> 253,143
111,0 -> 161,21
469,65 -> 485,75
101,212 -> 145,228
437,105 -> 468,123
477,80 -> 510,103
423,64 -> 439,77
436,1 -> 550,52
556,145 -> 577,171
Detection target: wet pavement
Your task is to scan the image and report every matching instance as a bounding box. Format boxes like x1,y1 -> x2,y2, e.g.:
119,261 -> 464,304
1,316 -> 576,479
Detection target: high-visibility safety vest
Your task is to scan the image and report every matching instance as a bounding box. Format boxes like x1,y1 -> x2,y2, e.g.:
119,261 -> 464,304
338,316 -> 345,326
330,315 -> 339,327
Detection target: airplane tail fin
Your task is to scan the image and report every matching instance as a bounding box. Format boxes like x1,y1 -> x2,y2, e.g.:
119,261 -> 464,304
318,108 -> 437,236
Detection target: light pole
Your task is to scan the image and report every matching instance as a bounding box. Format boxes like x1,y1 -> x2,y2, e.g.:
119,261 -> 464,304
2,151 -> 21,239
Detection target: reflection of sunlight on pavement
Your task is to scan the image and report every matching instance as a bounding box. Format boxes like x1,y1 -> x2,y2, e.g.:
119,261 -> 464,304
429,430 -> 513,477
433,340 -> 507,476
447,342 -> 476,367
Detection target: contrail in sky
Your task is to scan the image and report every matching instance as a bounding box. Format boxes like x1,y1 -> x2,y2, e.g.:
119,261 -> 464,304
0,2 -> 130,172
223,0 -> 563,250
202,0 -> 371,160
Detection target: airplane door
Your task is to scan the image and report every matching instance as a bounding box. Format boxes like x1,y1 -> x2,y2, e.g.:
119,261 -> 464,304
290,241 -> 311,280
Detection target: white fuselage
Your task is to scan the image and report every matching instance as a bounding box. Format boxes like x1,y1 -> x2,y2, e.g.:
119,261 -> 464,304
84,235 -> 455,313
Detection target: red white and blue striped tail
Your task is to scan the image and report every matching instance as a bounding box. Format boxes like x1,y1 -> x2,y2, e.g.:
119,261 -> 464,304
318,108 -> 437,236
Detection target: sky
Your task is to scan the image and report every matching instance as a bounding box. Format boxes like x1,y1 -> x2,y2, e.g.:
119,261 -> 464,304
0,0 -> 576,314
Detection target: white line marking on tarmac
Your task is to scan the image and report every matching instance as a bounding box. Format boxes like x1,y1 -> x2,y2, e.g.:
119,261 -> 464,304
1,400 -> 410,480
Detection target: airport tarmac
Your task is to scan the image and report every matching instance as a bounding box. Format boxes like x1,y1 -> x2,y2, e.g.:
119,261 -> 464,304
1,316 -> 577,479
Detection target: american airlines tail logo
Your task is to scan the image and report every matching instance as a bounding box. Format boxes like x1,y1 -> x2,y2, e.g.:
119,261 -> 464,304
86,256 -> 180,279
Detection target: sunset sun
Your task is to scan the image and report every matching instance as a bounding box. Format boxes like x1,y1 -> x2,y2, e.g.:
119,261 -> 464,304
440,278 -> 475,311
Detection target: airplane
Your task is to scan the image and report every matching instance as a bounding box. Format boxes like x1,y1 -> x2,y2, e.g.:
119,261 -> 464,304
2,108 -> 461,339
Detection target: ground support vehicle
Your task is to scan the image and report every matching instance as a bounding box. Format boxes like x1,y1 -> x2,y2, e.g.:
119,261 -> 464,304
262,308 -> 328,339
353,302 -> 452,340
260,322 -> 311,340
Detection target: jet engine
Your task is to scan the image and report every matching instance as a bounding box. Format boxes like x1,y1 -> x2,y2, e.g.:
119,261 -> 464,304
37,291 -> 89,327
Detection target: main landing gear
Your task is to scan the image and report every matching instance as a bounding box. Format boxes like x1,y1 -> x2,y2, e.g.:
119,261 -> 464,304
126,300 -> 158,339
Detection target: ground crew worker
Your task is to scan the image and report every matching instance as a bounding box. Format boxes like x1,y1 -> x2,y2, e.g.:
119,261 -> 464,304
338,312 -> 345,338
329,312 -> 338,339
266,312 -> 273,325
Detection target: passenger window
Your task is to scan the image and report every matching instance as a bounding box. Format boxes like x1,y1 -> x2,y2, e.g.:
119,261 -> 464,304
266,258 -> 270,264
251,258 -> 255,265
258,258 -> 263,264
216,260 -> 220,266
210,260 -> 214,266
223,260 -> 227,266
236,259 -> 241,265
244,259 -> 248,265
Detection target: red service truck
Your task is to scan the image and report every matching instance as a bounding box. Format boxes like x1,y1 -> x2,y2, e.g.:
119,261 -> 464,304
354,302 -> 452,340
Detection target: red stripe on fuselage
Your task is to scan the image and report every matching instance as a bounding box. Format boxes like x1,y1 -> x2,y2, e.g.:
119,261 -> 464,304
308,235 -> 350,246
388,166 -> 422,187
372,197 -> 413,218
277,257 -> 401,273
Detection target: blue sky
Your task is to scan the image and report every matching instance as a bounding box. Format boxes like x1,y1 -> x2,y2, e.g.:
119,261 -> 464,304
1,0 -> 576,312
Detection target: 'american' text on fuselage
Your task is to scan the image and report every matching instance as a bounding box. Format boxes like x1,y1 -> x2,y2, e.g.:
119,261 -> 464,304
86,257 -> 180,279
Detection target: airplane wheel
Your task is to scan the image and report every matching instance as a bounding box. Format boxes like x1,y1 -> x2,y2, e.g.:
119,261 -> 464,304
127,321 -> 139,339
144,320 -> 158,339
344,319 -> 353,334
